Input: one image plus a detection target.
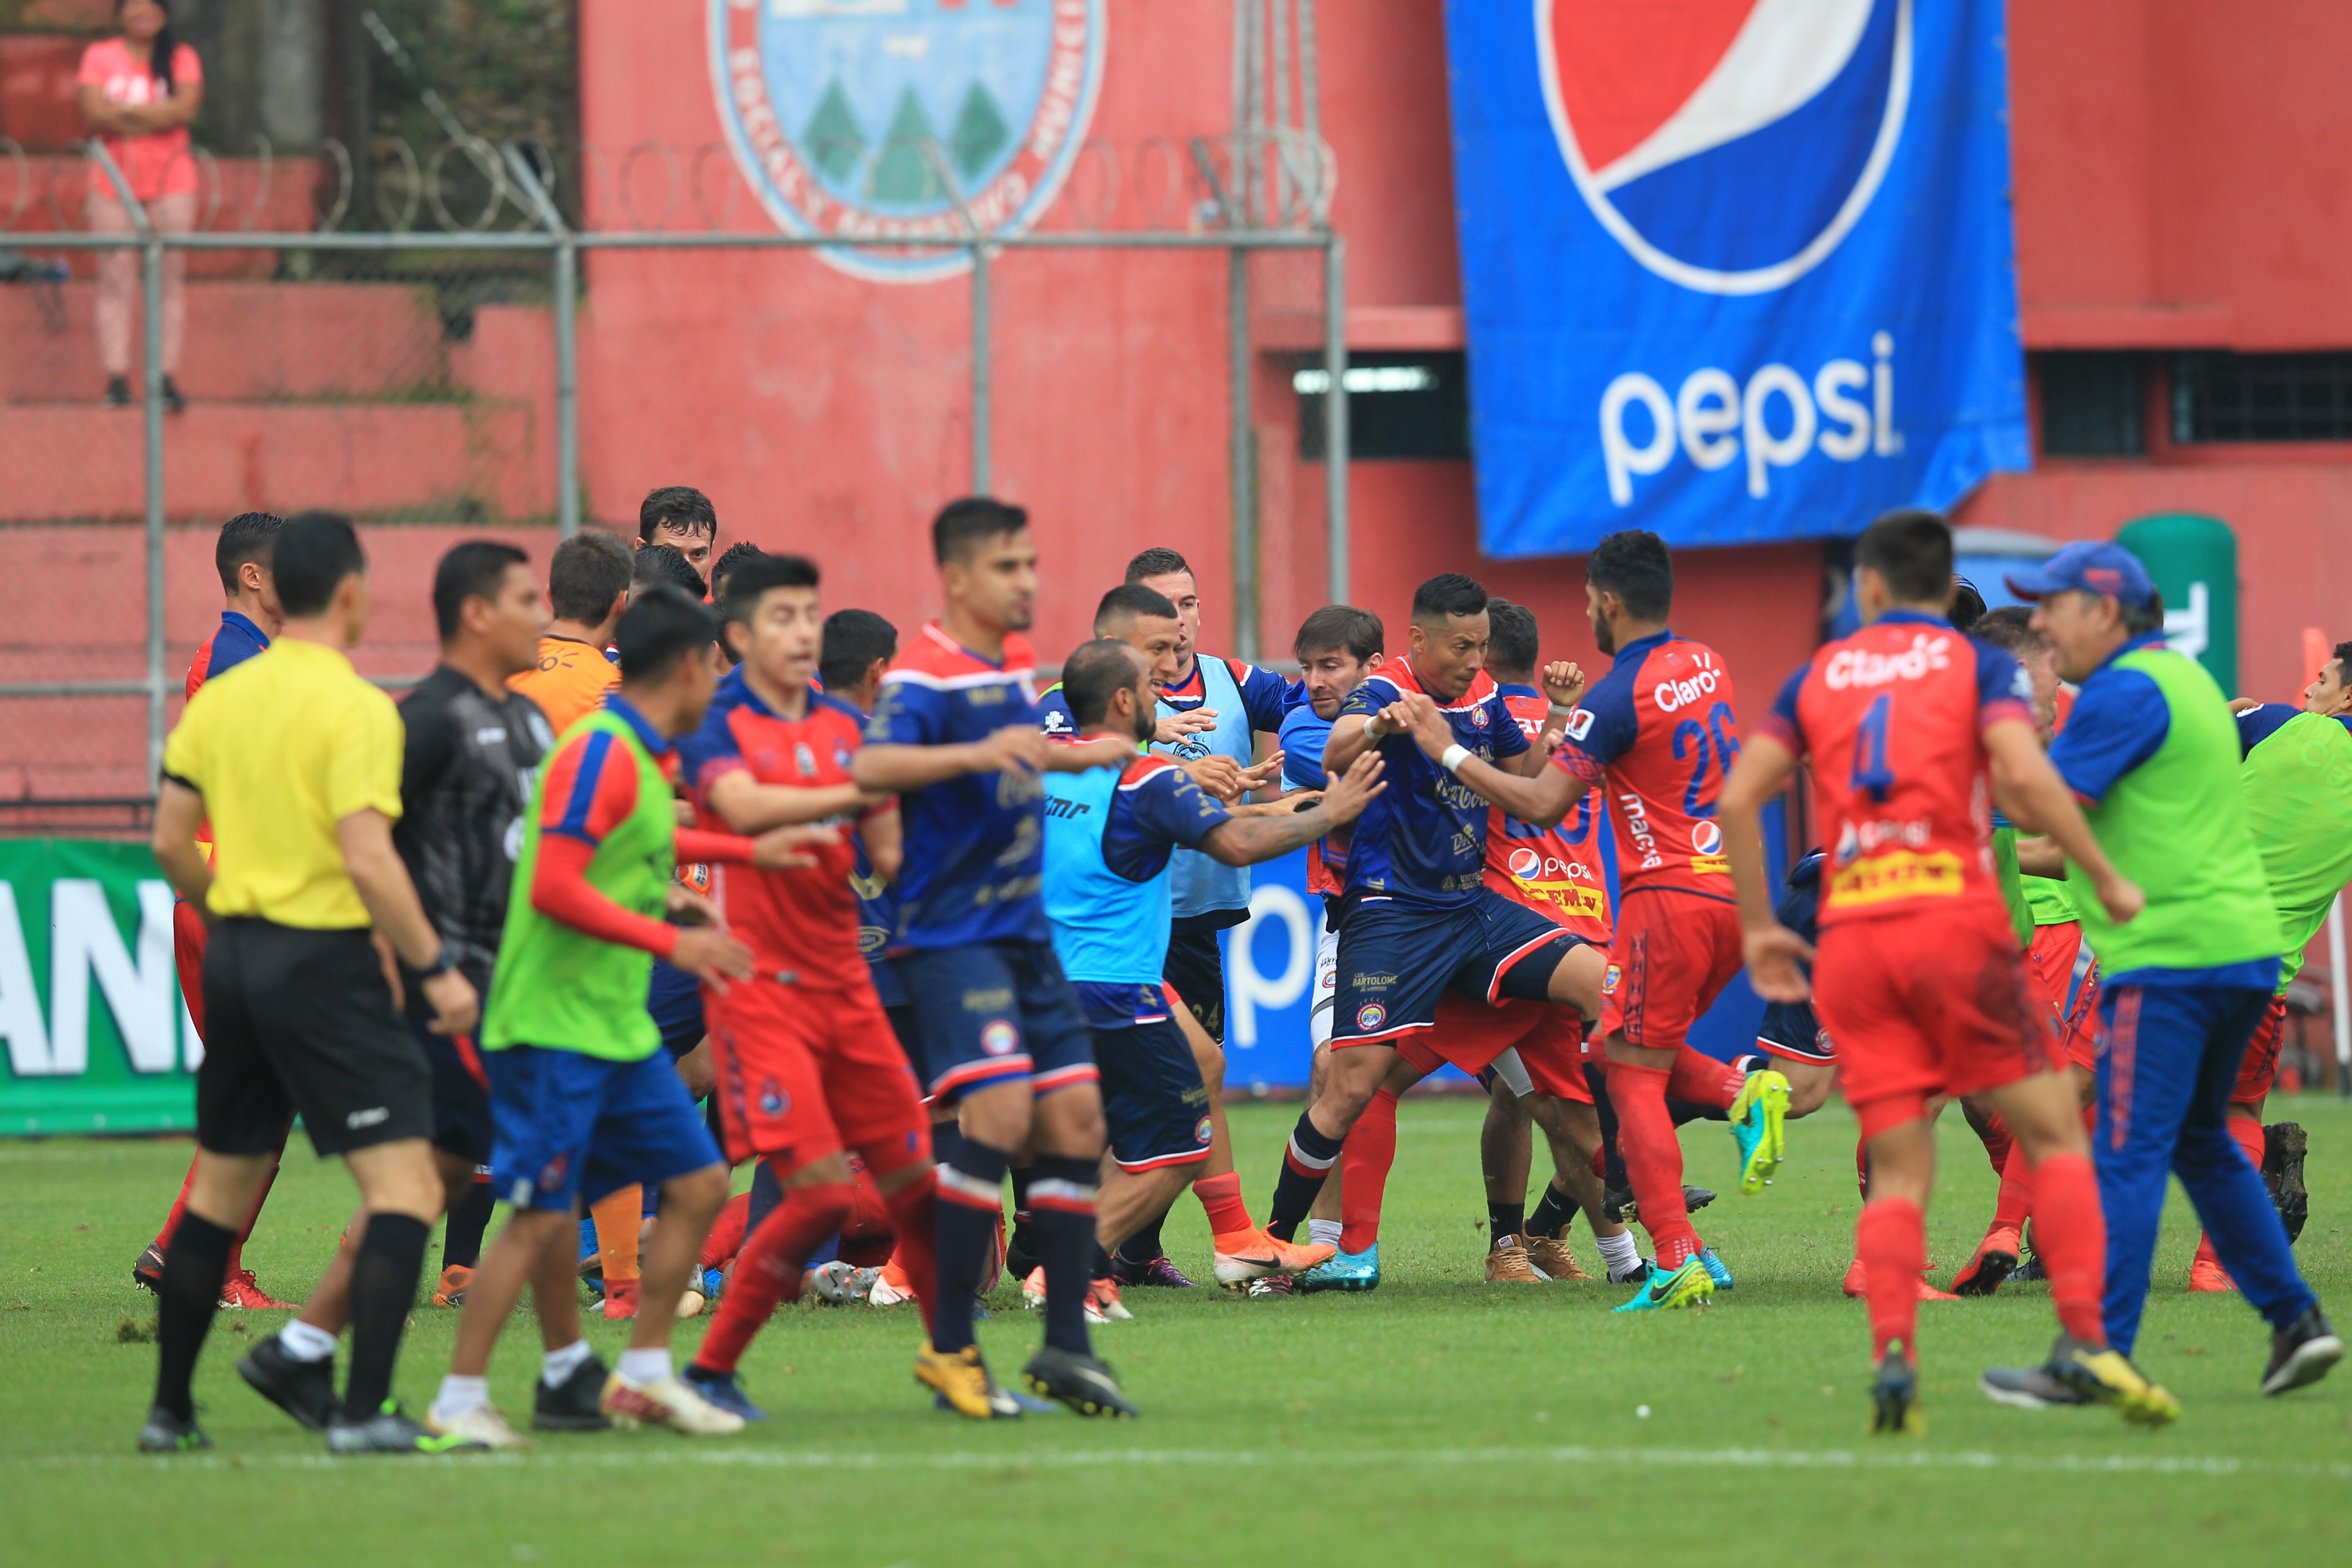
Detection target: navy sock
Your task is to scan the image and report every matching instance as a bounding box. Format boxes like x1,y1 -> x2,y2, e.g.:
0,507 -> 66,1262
931,1140 -> 1011,1356
1489,1200 -> 1527,1247
153,1211 -> 233,1421
1114,1202 -> 1170,1266
1529,1181 -> 1576,1239
1029,1154 -> 1100,1356
1266,1112 -> 1344,1241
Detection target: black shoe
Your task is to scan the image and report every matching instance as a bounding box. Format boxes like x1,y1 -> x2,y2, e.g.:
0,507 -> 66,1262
105,375 -> 131,406
132,1242 -> 165,1295
1022,1345 -> 1139,1418
2264,1122 -> 2308,1244
1683,1184 -> 1718,1214
1004,1231 -> 1041,1283
1978,1361 -> 2091,1409
236,1334 -> 337,1432
532,1353 -> 613,1432
2261,1306 -> 2343,1396
2012,1253 -> 2047,1284
1602,1184 -> 1716,1227
324,1403 -> 487,1454
1870,1351 -> 1923,1435
137,1404 -> 211,1453
160,375 -> 186,414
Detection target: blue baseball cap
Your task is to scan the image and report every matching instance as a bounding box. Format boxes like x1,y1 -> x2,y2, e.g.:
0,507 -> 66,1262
2003,541 -> 2156,610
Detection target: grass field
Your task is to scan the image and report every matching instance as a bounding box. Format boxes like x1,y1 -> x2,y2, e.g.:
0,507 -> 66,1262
5,1096 -> 2349,1567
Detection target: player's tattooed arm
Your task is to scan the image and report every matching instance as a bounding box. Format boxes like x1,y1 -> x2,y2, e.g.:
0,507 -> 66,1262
1984,718 -> 2144,927
1199,752 -> 1386,866
1718,730 -> 1812,1004
1384,691 -> 1581,826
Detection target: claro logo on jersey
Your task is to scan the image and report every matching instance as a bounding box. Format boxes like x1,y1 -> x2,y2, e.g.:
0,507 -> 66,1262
1824,632 -> 1951,690
1652,654 -> 1725,713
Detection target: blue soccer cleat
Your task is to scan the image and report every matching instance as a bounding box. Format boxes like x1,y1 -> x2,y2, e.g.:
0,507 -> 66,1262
1699,1246 -> 1734,1290
1612,1254 -> 1715,1313
1729,1069 -> 1791,1194
701,1267 -> 726,1302
681,1365 -> 766,1421
1298,1243 -> 1380,1294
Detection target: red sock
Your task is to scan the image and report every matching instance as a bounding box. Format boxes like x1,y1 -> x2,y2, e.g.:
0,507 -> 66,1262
699,1192 -> 750,1271
1339,1088 -> 1399,1254
691,1180 -> 854,1374
1192,1171 -> 1253,1238
1855,1137 -> 1870,1202
1609,1060 -> 1696,1267
1977,1112 -> 2014,1180
879,1169 -> 942,1342
1666,1047 -> 1743,1111
842,1165 -> 895,1253
2194,1118 -> 2269,1269
2025,1152 -> 2107,1344
154,1155 -> 199,1251
1855,1197 -> 1925,1360
1991,1137 -> 2034,1235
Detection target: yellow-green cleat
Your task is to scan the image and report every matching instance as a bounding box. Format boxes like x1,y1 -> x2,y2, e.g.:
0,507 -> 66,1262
2048,1335 -> 2182,1426
1729,1069 -> 1791,1194
1612,1254 -> 1715,1313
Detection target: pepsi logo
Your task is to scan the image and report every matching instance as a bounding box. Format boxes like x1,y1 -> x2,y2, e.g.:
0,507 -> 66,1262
1691,820 -> 1725,857
1537,0 -> 1912,294
1508,846 -> 1544,880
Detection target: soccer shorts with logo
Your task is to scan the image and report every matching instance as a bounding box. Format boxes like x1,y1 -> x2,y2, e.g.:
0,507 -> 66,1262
703,976 -> 930,1177
413,1016 -> 494,1168
1813,905 -> 2060,1137
895,938 -> 1099,1102
1597,892 -> 1744,1051
487,1045 -> 722,1213
2232,995 -> 2290,1103
1757,997 -> 1832,1066
1330,889 -> 1580,1048
2027,919 -> 2103,1072
1162,927 -> 1230,1045
1093,1018 -> 1214,1173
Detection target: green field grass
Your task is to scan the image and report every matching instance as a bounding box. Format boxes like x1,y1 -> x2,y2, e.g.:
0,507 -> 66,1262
4,1096 -> 2349,1567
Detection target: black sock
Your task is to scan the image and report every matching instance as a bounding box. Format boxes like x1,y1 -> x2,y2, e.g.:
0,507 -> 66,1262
1266,1112 -> 1344,1241
1590,1077 -> 1631,1197
932,1140 -> 1011,1356
1006,1160 -> 1039,1269
343,1212 -> 430,1421
1092,1242 -> 1116,1278
153,1211 -> 233,1421
1114,1202 -> 1170,1266
1670,1096 -> 1726,1125
1489,1200 -> 1527,1247
442,1180 -> 493,1271
745,1157 -> 783,1236
1529,1181 -> 1576,1240
1029,1154 -> 1099,1356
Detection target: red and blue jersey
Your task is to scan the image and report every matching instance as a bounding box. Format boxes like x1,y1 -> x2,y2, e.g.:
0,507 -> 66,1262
186,609 -> 269,699
1336,658 -> 1528,907
867,622 -> 1048,949
676,671 -> 871,989
1757,609 -> 2032,927
1552,628 -> 1740,902
1486,684 -> 1613,943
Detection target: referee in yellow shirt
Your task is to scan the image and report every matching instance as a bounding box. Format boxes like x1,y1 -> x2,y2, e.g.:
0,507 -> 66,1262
144,512 -> 486,1457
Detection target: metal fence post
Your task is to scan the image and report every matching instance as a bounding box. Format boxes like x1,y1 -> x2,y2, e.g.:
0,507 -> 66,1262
972,241 -> 992,495
1323,233 -> 1348,607
89,144 -> 168,780
503,144 -> 579,536
1229,241 -> 1258,662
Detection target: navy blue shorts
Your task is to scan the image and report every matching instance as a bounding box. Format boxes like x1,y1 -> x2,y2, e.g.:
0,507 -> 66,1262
1757,997 -> 1833,1065
646,958 -> 706,1058
1094,1018 -> 1213,1174
894,939 -> 1098,1103
413,1017 -> 493,1167
487,1045 -> 723,1213
1330,889 -> 1581,1048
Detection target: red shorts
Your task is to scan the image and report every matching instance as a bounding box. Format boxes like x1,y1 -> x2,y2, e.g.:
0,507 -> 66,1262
173,900 -> 208,1040
1396,998 -> 1594,1104
2026,919 -> 2102,1072
1814,904 -> 2061,1137
704,978 -> 930,1179
1597,893 -> 1743,1050
2233,995 -> 2289,1104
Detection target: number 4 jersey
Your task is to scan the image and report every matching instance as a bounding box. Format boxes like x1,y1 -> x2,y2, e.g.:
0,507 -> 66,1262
1552,629 -> 1740,902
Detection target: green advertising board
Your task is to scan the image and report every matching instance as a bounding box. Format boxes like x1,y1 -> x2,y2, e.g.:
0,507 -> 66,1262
0,838 -> 197,1136
2115,513 -> 2239,697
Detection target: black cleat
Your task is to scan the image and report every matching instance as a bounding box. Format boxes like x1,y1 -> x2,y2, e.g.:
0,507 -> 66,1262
1683,1184 -> 1718,1214
324,1403 -> 486,1454
2261,1306 -> 2343,1396
532,1353 -> 614,1432
2264,1122 -> 2308,1245
132,1243 -> 165,1295
1004,1232 -> 1041,1285
1601,1184 -> 1715,1227
136,1405 -> 211,1453
1978,1362 -> 2091,1409
236,1334 -> 337,1432
1870,1351 -> 1924,1436
1022,1345 -> 1139,1418
2011,1252 -> 2047,1284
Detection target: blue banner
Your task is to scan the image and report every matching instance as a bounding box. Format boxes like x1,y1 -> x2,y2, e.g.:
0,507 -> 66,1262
1445,0 -> 2028,557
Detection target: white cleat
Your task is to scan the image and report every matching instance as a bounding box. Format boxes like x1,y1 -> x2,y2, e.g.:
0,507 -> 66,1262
599,1372 -> 746,1436
427,1402 -> 532,1451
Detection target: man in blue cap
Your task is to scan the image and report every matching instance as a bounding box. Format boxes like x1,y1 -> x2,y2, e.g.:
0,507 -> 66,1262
1985,542 -> 2340,1408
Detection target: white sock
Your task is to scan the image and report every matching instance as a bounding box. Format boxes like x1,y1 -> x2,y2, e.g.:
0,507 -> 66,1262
1307,1218 -> 1343,1250
1595,1229 -> 1642,1278
618,1347 -> 672,1386
430,1374 -> 488,1424
541,1338 -> 593,1388
277,1320 -> 337,1363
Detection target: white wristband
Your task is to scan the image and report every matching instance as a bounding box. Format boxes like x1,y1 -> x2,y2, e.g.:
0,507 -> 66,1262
1439,743 -> 1471,775
1548,703 -> 1578,720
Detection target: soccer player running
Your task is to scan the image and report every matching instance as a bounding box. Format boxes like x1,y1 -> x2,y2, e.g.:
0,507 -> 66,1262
1722,511 -> 2168,1435
145,512 -> 484,1455
1257,574 -> 1606,1263
1993,543 -> 2342,1398
136,511 -> 295,1311
671,553 -> 946,1420
853,497 -> 1135,1420
1403,535 -> 1786,1312
1043,638 -> 1377,1293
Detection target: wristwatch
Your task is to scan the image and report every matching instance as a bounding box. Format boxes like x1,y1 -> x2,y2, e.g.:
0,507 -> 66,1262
417,941 -> 459,980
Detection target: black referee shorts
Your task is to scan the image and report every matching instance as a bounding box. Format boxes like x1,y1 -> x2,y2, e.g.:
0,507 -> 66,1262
199,919 -> 432,1158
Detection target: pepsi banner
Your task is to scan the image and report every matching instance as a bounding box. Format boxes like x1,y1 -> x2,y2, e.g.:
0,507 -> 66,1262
1445,0 -> 2029,557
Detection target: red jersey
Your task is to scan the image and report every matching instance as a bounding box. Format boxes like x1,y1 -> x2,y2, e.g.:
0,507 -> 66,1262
676,674 -> 873,989
1552,629 -> 1740,900
1756,610 -> 2033,927
1485,685 -> 1611,943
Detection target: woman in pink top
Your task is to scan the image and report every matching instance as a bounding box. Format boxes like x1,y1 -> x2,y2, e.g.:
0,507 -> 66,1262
78,0 -> 204,411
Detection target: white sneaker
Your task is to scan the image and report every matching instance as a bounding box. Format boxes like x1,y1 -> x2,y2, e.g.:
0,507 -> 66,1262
599,1372 -> 746,1436
868,1271 -> 917,1308
427,1402 -> 532,1451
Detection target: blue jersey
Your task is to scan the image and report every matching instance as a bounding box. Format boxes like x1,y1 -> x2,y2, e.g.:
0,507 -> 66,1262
1044,753 -> 1231,1026
830,692 -> 906,1008
867,623 -> 1048,949
1755,851 -> 1825,1054
1160,654 -> 1297,735
1335,657 -> 1527,907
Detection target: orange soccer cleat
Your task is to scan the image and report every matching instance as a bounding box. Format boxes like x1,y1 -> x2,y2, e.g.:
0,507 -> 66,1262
219,1269 -> 298,1311
1951,1228 -> 2021,1297
600,1277 -> 640,1320
1210,1227 -> 1336,1288
2188,1257 -> 2236,1293
1844,1259 -> 1959,1302
431,1265 -> 473,1308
